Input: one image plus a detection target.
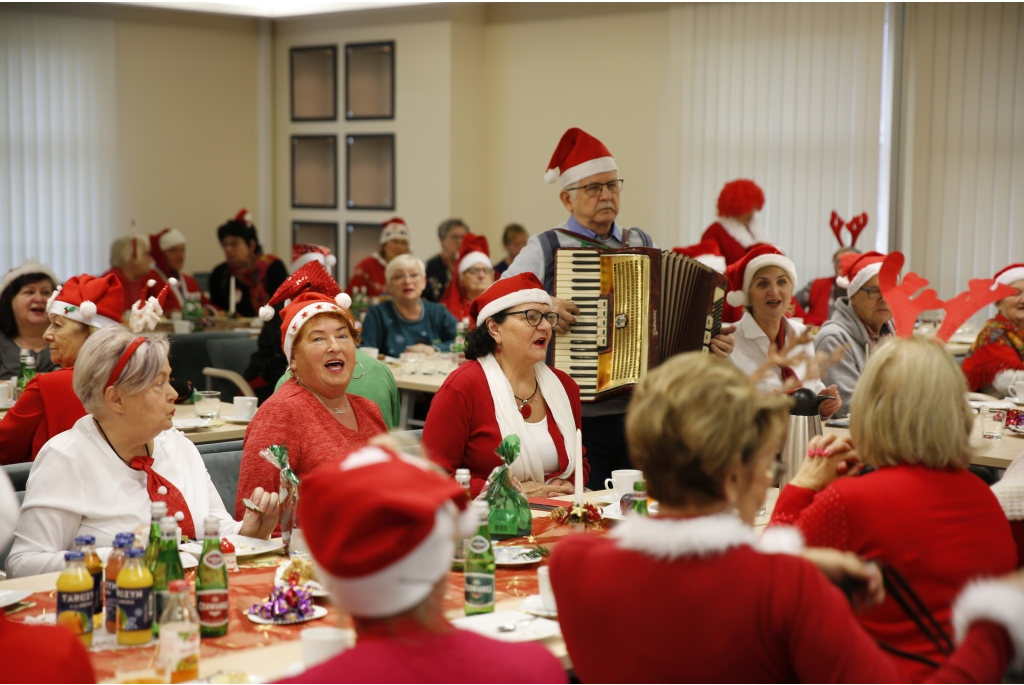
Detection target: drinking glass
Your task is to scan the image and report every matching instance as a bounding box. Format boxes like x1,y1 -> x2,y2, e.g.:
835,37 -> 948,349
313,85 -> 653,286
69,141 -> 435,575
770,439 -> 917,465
981,405 -> 1006,441
194,390 -> 221,420
399,352 -> 419,376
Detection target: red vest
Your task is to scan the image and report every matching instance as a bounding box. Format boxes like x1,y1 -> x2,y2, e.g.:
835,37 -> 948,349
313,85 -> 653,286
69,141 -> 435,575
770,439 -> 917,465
803,277 -> 836,327
38,369 -> 87,444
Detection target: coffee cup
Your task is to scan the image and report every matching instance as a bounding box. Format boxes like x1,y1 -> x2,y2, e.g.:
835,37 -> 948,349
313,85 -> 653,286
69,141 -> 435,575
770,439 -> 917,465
1009,382 -> 1024,401
233,396 -> 258,421
603,469 -> 642,498
0,381 -> 13,407
172,320 -> 195,334
537,566 -> 557,614
301,627 -> 353,668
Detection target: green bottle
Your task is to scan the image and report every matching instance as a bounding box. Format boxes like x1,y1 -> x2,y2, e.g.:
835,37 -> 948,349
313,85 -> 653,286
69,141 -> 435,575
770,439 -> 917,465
464,501 -> 496,616
195,516 -> 229,638
152,516 -> 184,636
451,469 -> 472,572
16,350 -> 36,399
631,480 -> 649,517
144,501 -> 168,573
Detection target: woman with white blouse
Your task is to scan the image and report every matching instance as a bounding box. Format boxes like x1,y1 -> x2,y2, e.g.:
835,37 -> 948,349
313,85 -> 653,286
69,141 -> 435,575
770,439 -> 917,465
6,326 -> 279,578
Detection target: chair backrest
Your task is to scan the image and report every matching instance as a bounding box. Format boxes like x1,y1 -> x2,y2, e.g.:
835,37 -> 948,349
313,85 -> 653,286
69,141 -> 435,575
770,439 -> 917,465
201,447 -> 244,512
205,337 -> 259,398
2,463 -> 32,492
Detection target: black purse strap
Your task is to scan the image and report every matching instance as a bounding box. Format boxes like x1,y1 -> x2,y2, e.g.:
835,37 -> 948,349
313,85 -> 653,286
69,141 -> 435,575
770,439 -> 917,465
872,563 -> 954,666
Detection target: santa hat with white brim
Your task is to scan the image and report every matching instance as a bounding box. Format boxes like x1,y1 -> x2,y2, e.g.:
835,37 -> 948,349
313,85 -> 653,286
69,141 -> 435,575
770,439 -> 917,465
457,234 -> 492,275
47,273 -> 124,329
836,251 -> 886,298
158,229 -> 187,252
291,243 -> 337,273
470,273 -> 551,328
0,261 -> 59,298
380,218 -> 411,245
725,245 -> 798,308
673,239 -> 727,274
277,292 -> 354,361
995,264 -> 1024,288
299,446 -> 474,619
544,128 -> 618,189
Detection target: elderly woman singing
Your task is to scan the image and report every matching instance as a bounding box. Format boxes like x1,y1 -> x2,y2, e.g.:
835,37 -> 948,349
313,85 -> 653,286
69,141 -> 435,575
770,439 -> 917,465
7,326 -> 278,578
422,273 -> 588,498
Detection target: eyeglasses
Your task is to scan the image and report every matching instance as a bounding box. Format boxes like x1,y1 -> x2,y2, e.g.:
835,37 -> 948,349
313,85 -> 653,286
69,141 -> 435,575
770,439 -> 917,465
505,309 -> 560,327
859,287 -> 885,301
391,272 -> 423,282
564,179 -> 625,197
465,266 -> 492,277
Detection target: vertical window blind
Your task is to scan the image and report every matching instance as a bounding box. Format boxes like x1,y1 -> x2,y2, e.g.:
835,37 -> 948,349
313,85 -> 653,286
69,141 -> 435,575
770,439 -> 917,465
0,8 -> 116,281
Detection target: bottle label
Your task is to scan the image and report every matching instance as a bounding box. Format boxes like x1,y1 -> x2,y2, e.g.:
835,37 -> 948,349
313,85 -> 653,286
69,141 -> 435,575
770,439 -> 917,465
196,590 -> 230,627
105,577 -> 119,624
158,622 -> 200,679
116,586 -> 153,632
201,550 -> 225,570
468,535 -> 490,554
464,573 -> 495,608
91,571 -> 103,616
57,590 -> 94,636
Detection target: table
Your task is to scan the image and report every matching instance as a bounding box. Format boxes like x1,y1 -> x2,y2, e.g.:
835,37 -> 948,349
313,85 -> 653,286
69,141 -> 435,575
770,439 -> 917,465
392,371 -> 445,429
172,401 -> 248,445
824,415 -> 1024,469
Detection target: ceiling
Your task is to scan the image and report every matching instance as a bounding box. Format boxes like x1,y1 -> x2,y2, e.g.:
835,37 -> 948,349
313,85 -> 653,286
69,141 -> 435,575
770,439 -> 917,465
121,0 -> 433,19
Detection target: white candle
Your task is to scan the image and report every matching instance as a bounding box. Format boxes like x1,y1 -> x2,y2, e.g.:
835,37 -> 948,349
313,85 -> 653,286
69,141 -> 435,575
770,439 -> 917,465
573,429 -> 584,505
228,275 -> 236,316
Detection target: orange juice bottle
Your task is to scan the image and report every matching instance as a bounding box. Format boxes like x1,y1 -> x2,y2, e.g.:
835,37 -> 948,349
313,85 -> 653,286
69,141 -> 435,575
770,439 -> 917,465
105,533 -> 134,633
75,535 -> 104,629
116,547 -> 154,646
56,551 -> 94,648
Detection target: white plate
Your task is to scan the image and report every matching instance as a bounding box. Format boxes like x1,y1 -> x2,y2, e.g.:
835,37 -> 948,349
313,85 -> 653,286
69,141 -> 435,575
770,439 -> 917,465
246,604 -> 327,626
226,535 -> 285,558
601,503 -> 626,520
1003,397 -> 1024,407
224,416 -> 253,424
493,546 -> 542,566
520,594 -> 557,619
451,610 -> 561,643
0,590 -> 31,609
274,557 -> 328,597
592,494 -> 620,504
173,418 -> 210,431
1008,425 -> 1024,436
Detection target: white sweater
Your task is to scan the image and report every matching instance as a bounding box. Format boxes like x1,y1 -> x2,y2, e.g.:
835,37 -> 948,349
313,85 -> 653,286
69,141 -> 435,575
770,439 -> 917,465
729,311 -> 825,395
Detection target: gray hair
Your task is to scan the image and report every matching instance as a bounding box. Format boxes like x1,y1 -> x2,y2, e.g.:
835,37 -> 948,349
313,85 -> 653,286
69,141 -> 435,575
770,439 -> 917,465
73,326 -> 170,415
385,254 -> 426,284
436,218 -> 467,241
109,235 -> 151,269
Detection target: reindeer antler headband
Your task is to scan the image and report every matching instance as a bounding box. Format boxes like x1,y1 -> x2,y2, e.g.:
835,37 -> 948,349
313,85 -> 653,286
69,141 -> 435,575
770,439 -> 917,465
830,210 -> 869,248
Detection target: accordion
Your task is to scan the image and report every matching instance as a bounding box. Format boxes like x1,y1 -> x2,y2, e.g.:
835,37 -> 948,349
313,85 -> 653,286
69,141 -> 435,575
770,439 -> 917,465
552,247 -> 727,403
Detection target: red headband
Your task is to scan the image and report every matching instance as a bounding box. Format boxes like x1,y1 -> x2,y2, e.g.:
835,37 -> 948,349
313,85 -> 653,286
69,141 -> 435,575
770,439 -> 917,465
105,337 -> 148,390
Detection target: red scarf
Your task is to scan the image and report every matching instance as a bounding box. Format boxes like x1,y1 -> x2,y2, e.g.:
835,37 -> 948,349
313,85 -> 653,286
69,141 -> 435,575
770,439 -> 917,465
230,253 -> 279,314
775,323 -> 800,386
129,456 -> 197,540
961,313 -> 1024,391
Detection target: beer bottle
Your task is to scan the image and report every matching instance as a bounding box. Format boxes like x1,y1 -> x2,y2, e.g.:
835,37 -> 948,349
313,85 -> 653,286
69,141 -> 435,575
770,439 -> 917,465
153,516 -> 184,636
464,501 -> 495,615
450,469 -> 472,572
630,480 -> 649,517
145,501 -> 169,573
195,515 -> 229,638
15,350 -> 35,399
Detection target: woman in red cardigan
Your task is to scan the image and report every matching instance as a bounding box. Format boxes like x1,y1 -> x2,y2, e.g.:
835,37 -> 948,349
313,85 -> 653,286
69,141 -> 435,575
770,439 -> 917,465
422,273 -> 588,498
0,273 -> 124,464
771,335 -> 1018,680
551,352 -> 1024,683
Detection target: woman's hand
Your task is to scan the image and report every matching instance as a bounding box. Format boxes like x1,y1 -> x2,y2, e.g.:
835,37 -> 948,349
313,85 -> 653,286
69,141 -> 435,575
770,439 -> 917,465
818,384 -> 842,417
519,479 -> 575,499
788,433 -> 861,492
801,548 -> 885,612
238,487 -> 280,539
405,343 -> 437,355
710,324 -> 736,359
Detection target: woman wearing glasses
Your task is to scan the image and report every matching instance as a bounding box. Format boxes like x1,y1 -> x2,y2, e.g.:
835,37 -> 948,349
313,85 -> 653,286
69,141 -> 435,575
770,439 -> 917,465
360,254 -> 459,359
422,274 -> 588,498
813,251 -> 896,417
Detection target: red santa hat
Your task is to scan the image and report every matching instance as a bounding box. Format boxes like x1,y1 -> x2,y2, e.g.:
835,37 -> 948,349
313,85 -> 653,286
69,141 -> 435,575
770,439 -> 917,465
0,261 -> 58,297
291,243 -> 337,272
836,251 -> 886,297
673,239 -> 726,273
259,261 -> 354,358
724,244 -> 798,307
46,274 -> 124,328
544,128 -> 617,188
128,278 -> 176,333
299,445 -> 474,619
470,272 -> 551,327
155,228 -> 186,252
233,208 -> 253,226
457,234 -> 491,275
717,180 -> 765,219
994,264 -> 1024,288
379,217 -> 411,245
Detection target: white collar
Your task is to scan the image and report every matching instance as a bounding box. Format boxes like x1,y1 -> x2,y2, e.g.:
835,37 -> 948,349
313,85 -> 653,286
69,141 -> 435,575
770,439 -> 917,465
374,253 -> 388,268
738,310 -> 800,344
612,513 -> 804,560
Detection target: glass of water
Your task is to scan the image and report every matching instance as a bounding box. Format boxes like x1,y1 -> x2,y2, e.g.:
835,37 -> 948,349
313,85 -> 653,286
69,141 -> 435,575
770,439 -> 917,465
980,405 -> 1007,440
195,390 -> 221,420
399,352 -> 419,376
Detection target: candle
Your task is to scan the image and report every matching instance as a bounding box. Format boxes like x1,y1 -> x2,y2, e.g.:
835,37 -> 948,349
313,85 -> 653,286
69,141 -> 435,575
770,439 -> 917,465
228,275 -> 236,316
573,429 -> 584,505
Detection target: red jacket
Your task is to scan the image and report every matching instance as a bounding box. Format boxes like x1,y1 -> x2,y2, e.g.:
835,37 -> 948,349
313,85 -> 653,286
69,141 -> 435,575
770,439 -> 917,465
802,276 -> 836,326
0,610 -> 96,683
346,254 -> 389,298
148,268 -> 213,312
770,464 -> 1017,680
0,369 -> 85,465
701,221 -> 752,266
422,360 -> 588,497
551,517 -> 1013,683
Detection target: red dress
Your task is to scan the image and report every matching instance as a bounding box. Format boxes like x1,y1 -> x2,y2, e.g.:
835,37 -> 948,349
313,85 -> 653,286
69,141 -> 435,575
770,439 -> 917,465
277,619 -> 566,684
551,516 -> 1014,683
422,361 -> 588,497
0,610 -> 96,683
346,254 -> 388,298
0,369 -> 85,465
770,464 -> 1017,680
234,381 -> 388,518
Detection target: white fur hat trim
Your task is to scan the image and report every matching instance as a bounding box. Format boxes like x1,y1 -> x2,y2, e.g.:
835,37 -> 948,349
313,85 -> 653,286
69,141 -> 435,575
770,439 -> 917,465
953,579 -> 1024,671
726,254 -> 798,308
48,299 -> 119,329
283,302 -> 343,361
995,267 -> 1024,287
845,262 -> 883,297
476,288 -> 552,327
158,228 -> 187,252
458,251 -> 492,275
555,156 -> 618,189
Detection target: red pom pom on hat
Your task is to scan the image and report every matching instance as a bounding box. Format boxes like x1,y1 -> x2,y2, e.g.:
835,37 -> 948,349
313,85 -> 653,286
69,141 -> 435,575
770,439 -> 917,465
470,272 -> 551,327
724,244 -> 797,307
717,179 -> 765,219
544,128 -> 617,188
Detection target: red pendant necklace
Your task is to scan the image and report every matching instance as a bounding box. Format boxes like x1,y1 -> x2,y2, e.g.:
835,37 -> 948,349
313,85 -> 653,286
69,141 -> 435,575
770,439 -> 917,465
514,382 -> 540,419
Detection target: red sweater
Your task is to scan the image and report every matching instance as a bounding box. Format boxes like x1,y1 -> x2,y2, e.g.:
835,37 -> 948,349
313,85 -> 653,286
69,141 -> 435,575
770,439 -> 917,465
421,360 -> 588,497
0,610 -> 96,683
278,622 -> 565,684
235,381 -> 388,518
0,369 -> 85,465
551,529 -> 1012,683
346,255 -> 388,298
770,464 -> 1017,680
803,277 -> 836,327
148,269 -> 214,312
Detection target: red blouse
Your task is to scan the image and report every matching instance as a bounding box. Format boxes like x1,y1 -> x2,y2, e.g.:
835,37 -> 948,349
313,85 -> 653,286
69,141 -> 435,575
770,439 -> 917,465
421,360 -> 588,497
235,381 -> 388,518
0,369 -> 85,465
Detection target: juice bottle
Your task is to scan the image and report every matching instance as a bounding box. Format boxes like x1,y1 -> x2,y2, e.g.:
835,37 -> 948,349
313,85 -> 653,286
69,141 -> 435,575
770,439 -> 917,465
196,516 -> 230,638
153,516 -> 184,636
56,551 -> 95,648
144,501 -> 168,573
116,547 -> 154,645
75,535 -> 104,629
464,501 -> 496,616
105,533 -> 134,633
158,580 -> 201,683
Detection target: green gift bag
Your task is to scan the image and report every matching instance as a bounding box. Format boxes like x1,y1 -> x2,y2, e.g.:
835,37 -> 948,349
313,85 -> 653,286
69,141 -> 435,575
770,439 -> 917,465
478,436 -> 532,540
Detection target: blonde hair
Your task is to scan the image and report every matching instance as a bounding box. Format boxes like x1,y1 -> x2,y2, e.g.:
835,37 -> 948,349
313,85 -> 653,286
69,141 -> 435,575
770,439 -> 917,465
850,336 -> 973,469
109,235 -> 150,269
385,254 -> 426,284
626,353 -> 791,507
73,326 -> 170,415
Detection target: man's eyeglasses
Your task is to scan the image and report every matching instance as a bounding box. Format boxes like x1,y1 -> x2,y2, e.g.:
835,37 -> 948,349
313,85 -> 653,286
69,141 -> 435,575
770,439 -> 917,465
505,309 -> 560,327
465,266 -> 492,277
564,179 -> 625,197
391,272 -> 422,282
859,287 -> 885,301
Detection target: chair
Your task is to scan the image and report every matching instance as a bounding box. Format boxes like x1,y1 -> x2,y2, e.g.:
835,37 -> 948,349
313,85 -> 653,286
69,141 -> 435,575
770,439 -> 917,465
2,463 -> 31,492
198,441 -> 244,510
204,337 -> 259,398
168,331 -> 252,396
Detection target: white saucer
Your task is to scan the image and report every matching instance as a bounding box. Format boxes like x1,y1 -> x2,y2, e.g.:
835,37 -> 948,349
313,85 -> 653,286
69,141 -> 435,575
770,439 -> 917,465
1003,397 -> 1024,407
494,546 -> 542,566
520,594 -> 557,619
173,418 -> 210,431
592,494 -> 620,504
0,590 -> 31,609
452,610 -> 561,643
224,416 -> 253,424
